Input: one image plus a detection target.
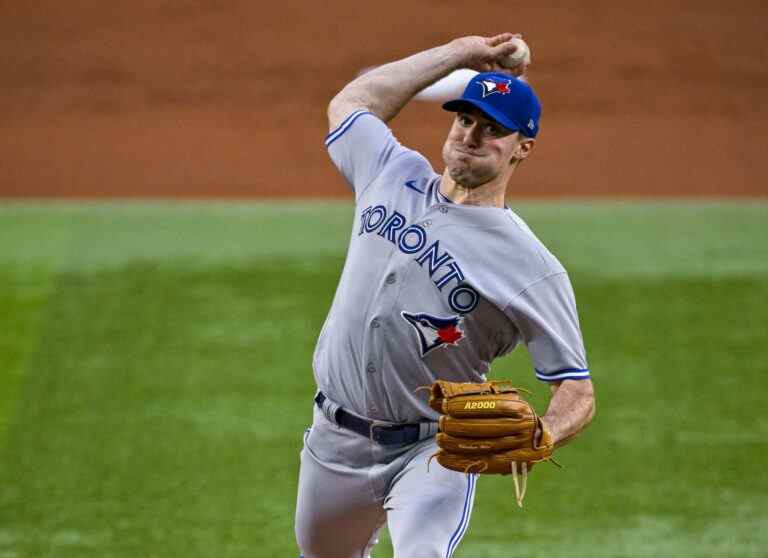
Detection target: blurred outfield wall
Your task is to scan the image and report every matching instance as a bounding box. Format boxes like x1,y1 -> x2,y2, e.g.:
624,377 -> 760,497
1,1 -> 766,198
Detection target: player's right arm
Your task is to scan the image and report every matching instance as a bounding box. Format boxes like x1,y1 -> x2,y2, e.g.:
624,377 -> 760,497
327,34 -> 524,131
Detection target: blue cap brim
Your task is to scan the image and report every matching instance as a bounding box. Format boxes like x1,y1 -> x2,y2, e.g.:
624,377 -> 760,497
442,99 -> 522,135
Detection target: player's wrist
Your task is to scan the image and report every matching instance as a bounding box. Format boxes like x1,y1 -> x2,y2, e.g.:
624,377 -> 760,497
535,416 -> 554,447
445,37 -> 479,70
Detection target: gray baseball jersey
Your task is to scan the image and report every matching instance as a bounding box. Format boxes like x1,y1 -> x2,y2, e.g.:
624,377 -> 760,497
314,110 -> 590,424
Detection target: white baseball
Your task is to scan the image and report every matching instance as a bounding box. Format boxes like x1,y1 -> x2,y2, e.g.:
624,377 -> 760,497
500,37 -> 531,69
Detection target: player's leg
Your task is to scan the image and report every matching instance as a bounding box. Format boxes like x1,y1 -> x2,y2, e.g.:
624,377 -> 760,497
385,440 -> 478,558
295,412 -> 387,558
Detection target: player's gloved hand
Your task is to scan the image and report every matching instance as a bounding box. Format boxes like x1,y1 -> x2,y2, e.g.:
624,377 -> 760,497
427,379 -> 555,507
449,33 -> 528,77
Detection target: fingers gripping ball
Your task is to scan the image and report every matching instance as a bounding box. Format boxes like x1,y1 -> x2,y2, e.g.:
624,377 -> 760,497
428,380 -> 555,507
500,37 -> 531,71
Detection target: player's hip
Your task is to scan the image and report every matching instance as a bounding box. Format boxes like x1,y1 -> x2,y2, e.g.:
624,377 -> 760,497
303,395 -> 437,469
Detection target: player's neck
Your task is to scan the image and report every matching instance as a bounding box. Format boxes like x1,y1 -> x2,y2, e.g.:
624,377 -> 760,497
439,170 -> 510,208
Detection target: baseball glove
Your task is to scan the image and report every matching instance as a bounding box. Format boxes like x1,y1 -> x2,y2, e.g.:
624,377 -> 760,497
428,379 -> 555,507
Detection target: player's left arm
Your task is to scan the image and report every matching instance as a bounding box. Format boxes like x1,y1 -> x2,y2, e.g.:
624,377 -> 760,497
540,378 -> 595,448
504,272 -> 596,448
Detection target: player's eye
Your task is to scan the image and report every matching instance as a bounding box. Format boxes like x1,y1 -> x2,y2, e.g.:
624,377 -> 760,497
457,115 -> 473,127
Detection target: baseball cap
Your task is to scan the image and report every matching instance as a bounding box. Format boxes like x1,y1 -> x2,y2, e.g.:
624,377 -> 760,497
442,72 -> 542,138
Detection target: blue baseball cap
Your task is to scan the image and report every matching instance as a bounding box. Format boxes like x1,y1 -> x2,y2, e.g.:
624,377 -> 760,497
442,72 -> 542,138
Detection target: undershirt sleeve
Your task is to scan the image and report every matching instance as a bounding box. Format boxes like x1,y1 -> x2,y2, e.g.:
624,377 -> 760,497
504,272 -> 591,382
325,111 -> 407,200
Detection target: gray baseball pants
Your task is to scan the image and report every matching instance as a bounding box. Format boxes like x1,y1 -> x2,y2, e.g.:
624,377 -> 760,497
295,404 -> 477,558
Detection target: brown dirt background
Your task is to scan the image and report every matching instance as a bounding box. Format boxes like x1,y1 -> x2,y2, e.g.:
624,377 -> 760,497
1,1 -> 766,199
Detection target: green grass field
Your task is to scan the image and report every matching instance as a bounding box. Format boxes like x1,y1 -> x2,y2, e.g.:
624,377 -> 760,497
1,201 -> 766,557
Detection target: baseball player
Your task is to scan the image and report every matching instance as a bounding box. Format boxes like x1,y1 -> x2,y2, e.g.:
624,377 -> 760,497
295,33 -> 595,558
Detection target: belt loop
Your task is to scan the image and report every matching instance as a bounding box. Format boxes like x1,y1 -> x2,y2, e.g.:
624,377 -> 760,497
321,397 -> 341,426
419,421 -> 438,440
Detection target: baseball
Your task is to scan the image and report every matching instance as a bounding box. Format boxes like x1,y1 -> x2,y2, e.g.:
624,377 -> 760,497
500,37 -> 531,69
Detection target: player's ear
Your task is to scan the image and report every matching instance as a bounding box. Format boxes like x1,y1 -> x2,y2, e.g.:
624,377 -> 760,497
511,137 -> 535,163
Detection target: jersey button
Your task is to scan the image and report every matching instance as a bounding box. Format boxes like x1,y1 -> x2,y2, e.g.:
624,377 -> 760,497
385,273 -> 396,284
422,219 -> 432,228
366,362 -> 376,373
439,206 -> 449,214
371,318 -> 381,328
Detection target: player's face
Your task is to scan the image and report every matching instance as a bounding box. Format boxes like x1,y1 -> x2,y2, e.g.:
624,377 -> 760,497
442,109 -> 529,188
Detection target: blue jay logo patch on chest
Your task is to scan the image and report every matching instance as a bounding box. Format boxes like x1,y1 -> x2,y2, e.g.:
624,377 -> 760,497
401,311 -> 464,356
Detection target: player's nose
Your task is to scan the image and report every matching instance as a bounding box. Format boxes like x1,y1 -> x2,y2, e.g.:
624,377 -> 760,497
461,123 -> 481,148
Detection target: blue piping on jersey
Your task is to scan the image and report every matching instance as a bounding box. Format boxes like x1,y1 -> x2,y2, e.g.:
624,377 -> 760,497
446,473 -> 476,558
325,110 -> 372,147
435,186 -> 450,204
535,367 -> 591,382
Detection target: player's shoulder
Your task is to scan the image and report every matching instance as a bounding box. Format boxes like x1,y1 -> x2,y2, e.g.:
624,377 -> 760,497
326,110 -> 433,198
326,110 -> 429,168
380,142 -> 433,177
339,114 -> 433,181
501,207 -> 567,277
325,109 -> 385,149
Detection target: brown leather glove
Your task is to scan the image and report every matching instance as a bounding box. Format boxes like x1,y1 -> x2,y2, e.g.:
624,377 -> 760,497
428,379 -> 555,506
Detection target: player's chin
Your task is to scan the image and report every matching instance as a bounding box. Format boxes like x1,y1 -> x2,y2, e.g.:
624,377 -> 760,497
447,156 -> 479,176
447,165 -> 489,189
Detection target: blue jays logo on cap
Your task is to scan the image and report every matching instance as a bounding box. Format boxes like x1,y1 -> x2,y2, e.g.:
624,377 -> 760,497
477,77 -> 513,98
442,72 -> 542,138
401,311 -> 464,356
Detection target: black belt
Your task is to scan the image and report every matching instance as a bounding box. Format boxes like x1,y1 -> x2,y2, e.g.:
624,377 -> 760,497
315,391 -> 423,446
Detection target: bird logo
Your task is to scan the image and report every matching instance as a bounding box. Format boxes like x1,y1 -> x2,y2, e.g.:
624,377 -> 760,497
477,78 -> 512,98
401,311 -> 465,356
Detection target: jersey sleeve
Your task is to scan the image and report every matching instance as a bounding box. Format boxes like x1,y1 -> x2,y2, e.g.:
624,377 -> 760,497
504,272 -> 591,382
325,110 -> 408,199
